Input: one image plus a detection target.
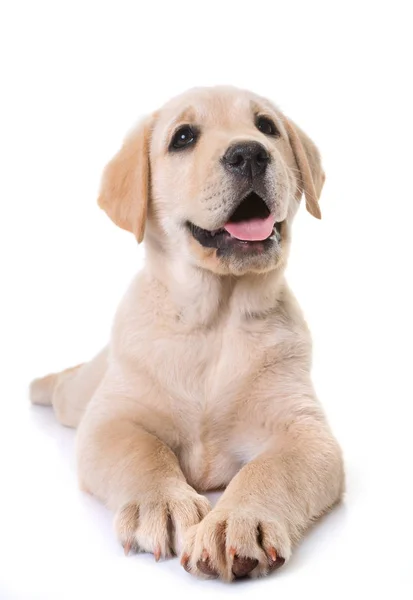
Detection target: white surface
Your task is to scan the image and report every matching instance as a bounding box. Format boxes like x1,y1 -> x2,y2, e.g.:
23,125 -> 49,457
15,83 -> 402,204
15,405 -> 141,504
1,1 -> 412,598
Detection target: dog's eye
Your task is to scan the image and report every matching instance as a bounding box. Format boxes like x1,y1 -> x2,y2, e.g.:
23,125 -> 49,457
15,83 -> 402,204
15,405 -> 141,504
256,116 -> 279,137
170,126 -> 196,150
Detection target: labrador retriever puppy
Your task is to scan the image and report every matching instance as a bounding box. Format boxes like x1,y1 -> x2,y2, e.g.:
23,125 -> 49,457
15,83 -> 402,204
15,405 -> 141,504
30,86 -> 344,581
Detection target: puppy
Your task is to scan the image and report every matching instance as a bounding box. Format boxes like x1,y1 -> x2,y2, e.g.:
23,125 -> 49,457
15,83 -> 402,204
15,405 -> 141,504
31,86 -> 344,581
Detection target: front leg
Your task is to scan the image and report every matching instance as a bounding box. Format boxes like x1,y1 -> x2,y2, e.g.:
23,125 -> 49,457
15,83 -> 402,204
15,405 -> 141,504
182,419 -> 344,580
77,403 -> 211,559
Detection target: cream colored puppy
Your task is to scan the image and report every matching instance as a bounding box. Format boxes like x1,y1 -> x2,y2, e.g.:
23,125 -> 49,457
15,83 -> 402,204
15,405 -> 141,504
31,86 -> 344,581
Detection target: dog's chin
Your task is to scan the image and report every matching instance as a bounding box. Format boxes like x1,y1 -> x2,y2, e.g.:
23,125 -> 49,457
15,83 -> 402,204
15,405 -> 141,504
185,192 -> 285,275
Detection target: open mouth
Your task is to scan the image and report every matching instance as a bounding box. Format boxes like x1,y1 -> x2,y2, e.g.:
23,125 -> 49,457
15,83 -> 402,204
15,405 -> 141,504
186,192 -> 283,253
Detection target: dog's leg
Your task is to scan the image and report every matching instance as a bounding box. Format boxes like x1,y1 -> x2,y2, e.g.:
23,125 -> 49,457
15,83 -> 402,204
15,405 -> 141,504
30,347 -> 108,427
76,412 -> 211,559
181,419 -> 344,580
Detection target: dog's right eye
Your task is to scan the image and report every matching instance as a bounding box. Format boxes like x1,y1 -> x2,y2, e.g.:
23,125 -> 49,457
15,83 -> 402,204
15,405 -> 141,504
170,126 -> 196,150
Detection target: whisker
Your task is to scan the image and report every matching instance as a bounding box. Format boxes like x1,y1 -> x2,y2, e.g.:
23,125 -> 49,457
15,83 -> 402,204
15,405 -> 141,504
287,165 -> 302,176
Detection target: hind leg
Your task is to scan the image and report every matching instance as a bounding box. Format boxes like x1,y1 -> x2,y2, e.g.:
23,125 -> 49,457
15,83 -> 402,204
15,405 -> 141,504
30,347 -> 108,428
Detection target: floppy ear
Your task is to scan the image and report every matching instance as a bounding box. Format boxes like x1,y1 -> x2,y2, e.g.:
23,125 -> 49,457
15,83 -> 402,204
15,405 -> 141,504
284,119 -> 325,219
97,115 -> 154,242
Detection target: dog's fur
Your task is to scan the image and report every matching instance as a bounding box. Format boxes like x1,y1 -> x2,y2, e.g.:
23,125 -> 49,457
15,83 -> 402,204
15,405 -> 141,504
30,86 -> 344,581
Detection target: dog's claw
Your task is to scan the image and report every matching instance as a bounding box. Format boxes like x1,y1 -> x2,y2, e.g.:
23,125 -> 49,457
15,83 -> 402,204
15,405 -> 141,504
268,546 -> 277,563
181,553 -> 191,572
123,541 -> 132,556
201,549 -> 209,561
228,546 -> 237,558
154,545 -> 161,562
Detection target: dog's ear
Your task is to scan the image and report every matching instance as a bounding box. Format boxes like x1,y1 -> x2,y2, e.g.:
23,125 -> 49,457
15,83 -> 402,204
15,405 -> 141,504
98,115 -> 155,242
284,119 -> 325,219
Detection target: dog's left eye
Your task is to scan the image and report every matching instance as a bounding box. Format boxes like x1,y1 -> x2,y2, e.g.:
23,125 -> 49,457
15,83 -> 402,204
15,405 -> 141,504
170,126 -> 196,150
256,116 -> 279,136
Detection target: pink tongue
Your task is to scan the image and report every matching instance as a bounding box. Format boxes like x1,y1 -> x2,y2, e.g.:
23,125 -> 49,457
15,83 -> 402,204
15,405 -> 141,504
224,214 -> 275,241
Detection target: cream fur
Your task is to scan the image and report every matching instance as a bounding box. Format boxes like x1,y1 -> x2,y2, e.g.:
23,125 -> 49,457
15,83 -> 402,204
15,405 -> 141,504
30,86 -> 344,581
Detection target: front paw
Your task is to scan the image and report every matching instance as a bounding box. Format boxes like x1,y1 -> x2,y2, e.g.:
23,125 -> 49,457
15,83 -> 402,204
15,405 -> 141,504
181,507 -> 291,581
115,484 -> 211,560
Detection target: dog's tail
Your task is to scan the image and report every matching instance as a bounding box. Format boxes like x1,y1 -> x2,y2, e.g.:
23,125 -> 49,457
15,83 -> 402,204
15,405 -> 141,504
30,372 -> 59,406
29,365 -> 83,406
29,349 -> 107,428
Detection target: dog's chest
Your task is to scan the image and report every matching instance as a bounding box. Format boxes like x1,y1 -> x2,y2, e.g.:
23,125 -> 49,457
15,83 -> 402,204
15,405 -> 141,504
119,283 -> 280,490
146,320 -> 265,489
153,318 -> 255,406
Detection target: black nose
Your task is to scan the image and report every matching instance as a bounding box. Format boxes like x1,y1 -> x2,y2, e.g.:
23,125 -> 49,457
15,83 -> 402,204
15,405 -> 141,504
223,141 -> 270,177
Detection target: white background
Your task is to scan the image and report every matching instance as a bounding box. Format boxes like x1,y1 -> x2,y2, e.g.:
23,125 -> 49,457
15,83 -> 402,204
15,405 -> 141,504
1,1 -> 412,598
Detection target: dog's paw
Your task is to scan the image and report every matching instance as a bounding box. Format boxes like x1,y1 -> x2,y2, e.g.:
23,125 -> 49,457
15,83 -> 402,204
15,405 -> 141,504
114,484 -> 211,560
180,508 -> 291,581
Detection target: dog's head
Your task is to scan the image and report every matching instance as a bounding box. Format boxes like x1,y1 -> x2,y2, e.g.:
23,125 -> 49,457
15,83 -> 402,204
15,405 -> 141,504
98,87 -> 324,276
